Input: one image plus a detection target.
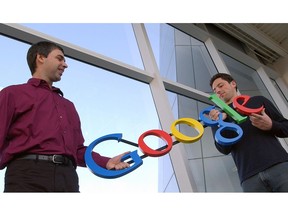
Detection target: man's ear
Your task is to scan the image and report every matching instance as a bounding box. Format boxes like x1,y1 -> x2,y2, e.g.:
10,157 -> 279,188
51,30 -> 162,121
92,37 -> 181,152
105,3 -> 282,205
36,54 -> 45,64
231,80 -> 237,89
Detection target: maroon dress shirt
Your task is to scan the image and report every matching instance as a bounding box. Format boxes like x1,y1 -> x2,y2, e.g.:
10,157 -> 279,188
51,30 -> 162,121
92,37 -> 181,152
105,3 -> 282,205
0,78 -> 110,169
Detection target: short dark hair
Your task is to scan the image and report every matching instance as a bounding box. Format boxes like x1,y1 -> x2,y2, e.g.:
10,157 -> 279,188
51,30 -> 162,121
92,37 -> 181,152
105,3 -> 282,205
27,41 -> 64,75
210,73 -> 237,90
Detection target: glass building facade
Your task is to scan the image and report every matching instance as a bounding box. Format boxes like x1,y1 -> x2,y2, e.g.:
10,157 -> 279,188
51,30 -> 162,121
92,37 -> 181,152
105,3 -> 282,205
0,23 -> 287,193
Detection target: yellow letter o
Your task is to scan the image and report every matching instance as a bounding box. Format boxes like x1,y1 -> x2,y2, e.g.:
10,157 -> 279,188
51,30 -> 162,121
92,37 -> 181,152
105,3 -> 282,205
170,118 -> 204,143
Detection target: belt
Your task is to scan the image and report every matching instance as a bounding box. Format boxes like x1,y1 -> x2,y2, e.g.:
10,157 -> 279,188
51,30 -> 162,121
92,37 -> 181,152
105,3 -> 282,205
16,154 -> 73,166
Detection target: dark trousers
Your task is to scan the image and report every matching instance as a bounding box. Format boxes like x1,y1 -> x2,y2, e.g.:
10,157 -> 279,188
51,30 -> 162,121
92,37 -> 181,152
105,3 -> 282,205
4,159 -> 79,192
241,161 -> 288,192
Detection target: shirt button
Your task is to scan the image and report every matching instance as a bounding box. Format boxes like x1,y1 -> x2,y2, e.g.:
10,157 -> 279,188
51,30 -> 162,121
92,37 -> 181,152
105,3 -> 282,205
59,115 -> 63,118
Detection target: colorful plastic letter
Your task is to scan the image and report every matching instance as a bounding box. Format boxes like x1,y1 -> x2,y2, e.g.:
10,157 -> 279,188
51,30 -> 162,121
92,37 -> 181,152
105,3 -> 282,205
199,106 -> 243,145
214,120 -> 243,145
233,95 -> 264,116
170,118 -> 204,143
85,133 -> 143,179
199,106 -> 220,127
138,129 -> 173,157
209,93 -> 247,124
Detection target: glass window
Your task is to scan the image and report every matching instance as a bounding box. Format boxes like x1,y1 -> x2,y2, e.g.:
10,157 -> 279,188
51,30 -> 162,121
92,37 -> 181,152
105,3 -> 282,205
145,23 -> 160,69
158,91 -> 180,192
158,24 -> 242,192
0,33 -> 159,193
159,24 -> 218,92
0,35 -> 31,88
161,90 -> 242,192
270,78 -> 288,107
59,57 -> 160,193
159,24 -> 177,81
21,23 -> 144,70
179,96 -> 241,192
220,52 -> 277,106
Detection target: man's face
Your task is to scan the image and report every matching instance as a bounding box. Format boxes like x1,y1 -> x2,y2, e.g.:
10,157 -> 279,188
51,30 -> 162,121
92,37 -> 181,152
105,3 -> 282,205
42,49 -> 68,82
212,77 -> 237,104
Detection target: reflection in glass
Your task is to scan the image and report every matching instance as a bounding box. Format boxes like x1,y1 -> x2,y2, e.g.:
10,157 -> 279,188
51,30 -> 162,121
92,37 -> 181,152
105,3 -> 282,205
179,95 -> 242,192
270,78 -> 288,107
220,52 -> 276,106
158,24 -> 242,192
159,24 -> 218,93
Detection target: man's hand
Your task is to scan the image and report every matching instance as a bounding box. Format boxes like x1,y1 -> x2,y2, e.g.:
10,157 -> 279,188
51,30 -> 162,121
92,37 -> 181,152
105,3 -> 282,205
249,108 -> 272,131
106,151 -> 131,170
208,109 -> 228,121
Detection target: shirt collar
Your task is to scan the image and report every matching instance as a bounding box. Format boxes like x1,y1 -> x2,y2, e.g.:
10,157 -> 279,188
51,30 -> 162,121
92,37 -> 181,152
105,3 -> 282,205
28,78 -> 64,97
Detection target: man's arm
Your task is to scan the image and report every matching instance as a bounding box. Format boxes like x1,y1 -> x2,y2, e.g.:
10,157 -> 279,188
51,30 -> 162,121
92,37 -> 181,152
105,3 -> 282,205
255,96 -> 288,138
211,126 -> 233,155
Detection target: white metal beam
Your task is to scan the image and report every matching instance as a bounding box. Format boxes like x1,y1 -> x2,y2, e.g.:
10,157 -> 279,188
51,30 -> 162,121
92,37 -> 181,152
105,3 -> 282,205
0,23 -> 153,84
132,23 -> 198,192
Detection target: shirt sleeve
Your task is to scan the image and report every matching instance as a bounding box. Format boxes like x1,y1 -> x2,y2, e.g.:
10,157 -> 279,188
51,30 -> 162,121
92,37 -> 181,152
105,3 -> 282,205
262,96 -> 288,137
211,125 -> 233,155
76,145 -> 110,168
0,88 -> 15,154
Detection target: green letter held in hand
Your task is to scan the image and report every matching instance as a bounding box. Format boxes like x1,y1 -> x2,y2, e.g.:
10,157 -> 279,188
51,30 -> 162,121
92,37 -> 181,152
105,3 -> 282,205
209,93 -> 247,124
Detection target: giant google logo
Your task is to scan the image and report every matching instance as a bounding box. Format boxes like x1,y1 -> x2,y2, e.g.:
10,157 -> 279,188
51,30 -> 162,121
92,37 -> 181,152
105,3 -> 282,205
85,94 -> 263,178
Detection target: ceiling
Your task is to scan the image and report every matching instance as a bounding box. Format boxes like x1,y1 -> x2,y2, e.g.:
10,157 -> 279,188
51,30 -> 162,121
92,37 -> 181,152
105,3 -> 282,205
213,23 -> 288,65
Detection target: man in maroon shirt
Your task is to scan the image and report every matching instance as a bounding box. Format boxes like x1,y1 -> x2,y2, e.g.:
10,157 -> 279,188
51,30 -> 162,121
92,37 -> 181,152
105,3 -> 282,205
0,41 -> 130,192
